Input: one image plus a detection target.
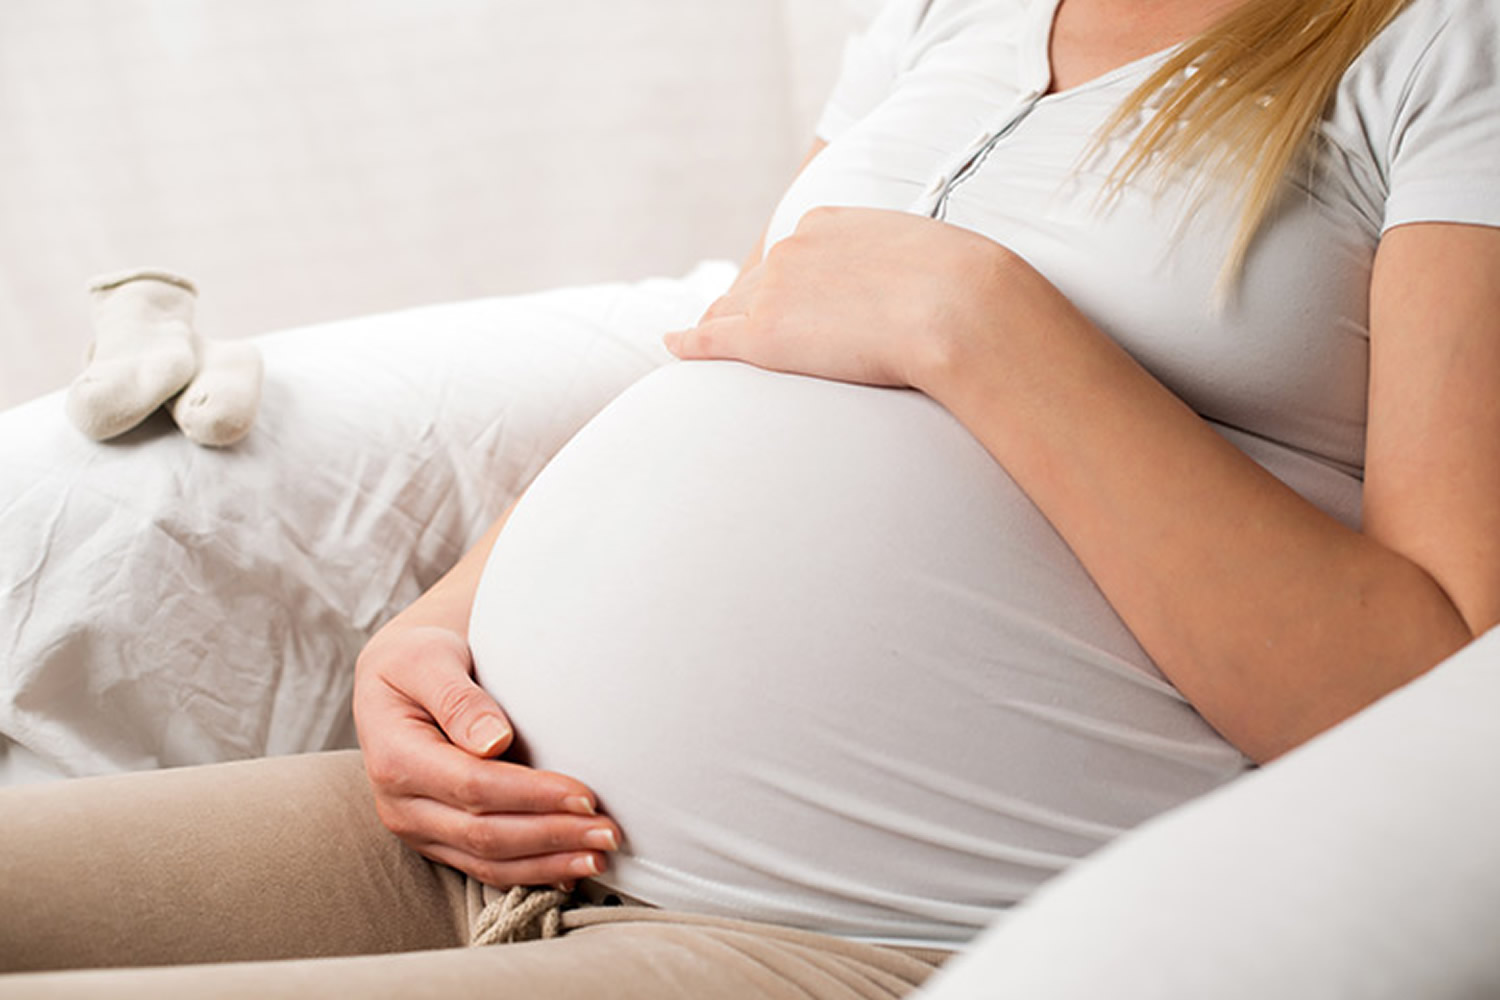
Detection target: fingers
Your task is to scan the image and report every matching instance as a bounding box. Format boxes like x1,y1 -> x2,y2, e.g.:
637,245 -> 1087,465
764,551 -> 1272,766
427,672 -> 512,759
671,260 -> 765,360
356,627 -> 604,815
699,264 -> 762,324
364,724 -> 621,886
664,314 -> 754,363
354,624 -> 626,889
418,840 -> 611,889
377,626 -> 515,758
377,784 -> 623,888
366,724 -> 598,816
395,796 -> 621,864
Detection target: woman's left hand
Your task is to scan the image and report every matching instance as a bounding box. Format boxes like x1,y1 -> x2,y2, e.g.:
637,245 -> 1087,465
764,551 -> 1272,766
664,206 -> 1008,390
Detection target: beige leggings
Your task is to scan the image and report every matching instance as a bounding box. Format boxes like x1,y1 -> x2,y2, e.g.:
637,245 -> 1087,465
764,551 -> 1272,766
0,751 -> 950,998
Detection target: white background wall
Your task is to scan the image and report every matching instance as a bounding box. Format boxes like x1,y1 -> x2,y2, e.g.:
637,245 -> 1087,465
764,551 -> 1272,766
0,0 -> 867,409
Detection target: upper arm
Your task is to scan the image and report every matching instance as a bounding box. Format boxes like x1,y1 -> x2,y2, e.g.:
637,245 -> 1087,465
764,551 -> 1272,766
1363,221 -> 1500,636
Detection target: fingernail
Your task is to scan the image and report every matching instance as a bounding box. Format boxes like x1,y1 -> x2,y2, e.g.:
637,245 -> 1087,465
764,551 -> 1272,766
553,880 -> 577,893
571,854 -> 602,877
563,796 -> 596,816
469,716 -> 510,754
662,330 -> 682,354
583,827 -> 619,851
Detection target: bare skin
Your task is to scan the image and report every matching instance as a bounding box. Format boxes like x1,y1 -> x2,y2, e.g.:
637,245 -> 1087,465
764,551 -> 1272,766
1046,0 -> 1245,92
354,507 -> 623,889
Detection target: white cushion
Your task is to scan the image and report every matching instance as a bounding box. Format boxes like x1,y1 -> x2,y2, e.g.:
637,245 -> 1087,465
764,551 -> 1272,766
0,263 -> 733,780
916,626 -> 1500,999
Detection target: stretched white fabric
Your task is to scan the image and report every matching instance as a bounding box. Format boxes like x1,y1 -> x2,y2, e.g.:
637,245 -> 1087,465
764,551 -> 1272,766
469,361 -> 1249,947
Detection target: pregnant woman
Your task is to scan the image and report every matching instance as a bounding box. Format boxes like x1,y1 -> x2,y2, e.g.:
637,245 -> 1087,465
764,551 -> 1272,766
2,0 -> 1496,995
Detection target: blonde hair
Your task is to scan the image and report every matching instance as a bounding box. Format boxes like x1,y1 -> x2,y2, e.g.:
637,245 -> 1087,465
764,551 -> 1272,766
1099,0 -> 1411,283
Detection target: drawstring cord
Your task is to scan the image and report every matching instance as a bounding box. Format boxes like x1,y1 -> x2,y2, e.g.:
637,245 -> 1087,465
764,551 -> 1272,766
471,885 -> 573,946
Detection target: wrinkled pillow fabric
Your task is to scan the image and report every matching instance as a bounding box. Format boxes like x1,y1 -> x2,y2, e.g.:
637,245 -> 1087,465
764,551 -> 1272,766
0,263 -> 732,782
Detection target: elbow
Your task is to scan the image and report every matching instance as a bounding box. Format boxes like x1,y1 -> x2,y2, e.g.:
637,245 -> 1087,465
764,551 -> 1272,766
1233,619 -> 1475,766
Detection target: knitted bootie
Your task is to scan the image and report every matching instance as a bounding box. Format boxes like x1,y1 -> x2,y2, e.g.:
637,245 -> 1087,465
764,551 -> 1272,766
67,269 -> 200,440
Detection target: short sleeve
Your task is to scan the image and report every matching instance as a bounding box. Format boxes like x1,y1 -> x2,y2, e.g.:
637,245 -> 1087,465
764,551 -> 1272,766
1381,0 -> 1500,231
814,0 -> 933,142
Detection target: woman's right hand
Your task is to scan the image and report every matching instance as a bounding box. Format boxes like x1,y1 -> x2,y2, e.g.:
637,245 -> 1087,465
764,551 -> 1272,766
352,623 -> 620,888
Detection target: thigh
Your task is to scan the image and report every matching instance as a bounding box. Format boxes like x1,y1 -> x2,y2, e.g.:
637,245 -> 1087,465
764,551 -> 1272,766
0,906 -> 947,1000
0,750 -> 469,973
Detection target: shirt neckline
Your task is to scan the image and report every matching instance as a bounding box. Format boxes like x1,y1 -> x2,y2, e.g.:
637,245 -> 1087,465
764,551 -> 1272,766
1023,0 -> 1187,101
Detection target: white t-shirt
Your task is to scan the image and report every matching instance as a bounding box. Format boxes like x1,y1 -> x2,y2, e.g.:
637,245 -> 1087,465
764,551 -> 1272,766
469,0 -> 1500,948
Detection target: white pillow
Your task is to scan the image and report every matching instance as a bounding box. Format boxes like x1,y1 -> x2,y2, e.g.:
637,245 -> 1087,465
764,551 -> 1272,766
0,263 -> 733,781
916,626 -> 1500,999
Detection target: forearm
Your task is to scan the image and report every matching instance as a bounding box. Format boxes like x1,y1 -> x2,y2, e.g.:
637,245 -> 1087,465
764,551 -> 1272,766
919,251 -> 1473,762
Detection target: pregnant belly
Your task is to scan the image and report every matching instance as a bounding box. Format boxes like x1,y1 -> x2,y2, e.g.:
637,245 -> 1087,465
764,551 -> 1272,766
468,361 -> 1246,945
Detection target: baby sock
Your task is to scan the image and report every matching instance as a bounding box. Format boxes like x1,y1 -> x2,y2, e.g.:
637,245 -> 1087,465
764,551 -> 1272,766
169,337 -> 264,447
66,269 -> 200,440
